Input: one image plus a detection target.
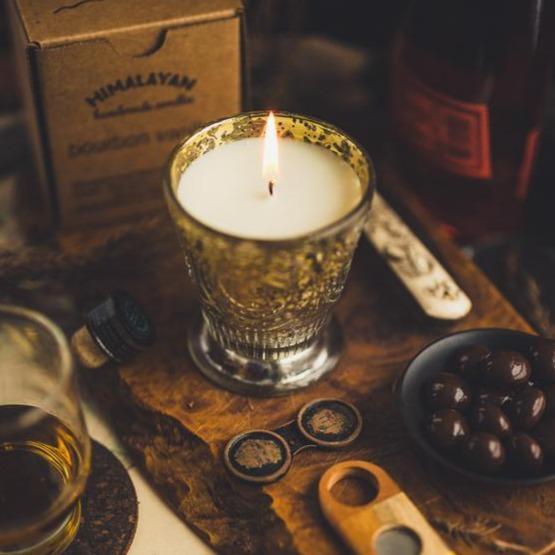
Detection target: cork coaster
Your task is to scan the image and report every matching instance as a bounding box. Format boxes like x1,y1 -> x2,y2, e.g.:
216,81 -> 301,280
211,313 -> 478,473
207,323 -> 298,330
66,440 -> 138,555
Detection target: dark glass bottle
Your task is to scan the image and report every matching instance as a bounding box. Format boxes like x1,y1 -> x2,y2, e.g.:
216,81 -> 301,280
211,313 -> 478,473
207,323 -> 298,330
391,0 -> 555,243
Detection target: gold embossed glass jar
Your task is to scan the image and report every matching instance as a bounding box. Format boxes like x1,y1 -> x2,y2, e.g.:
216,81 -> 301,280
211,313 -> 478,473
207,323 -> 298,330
164,111 -> 374,396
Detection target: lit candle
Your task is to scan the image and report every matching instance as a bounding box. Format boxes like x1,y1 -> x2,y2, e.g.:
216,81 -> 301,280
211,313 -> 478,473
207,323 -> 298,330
177,112 -> 363,240
165,111 -> 373,395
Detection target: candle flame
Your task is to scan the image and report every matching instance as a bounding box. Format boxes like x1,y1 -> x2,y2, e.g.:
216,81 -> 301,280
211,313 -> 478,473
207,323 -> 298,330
263,111 -> 279,193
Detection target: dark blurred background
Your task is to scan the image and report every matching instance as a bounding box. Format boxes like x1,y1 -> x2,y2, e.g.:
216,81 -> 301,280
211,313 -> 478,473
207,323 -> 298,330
1,0 -> 554,334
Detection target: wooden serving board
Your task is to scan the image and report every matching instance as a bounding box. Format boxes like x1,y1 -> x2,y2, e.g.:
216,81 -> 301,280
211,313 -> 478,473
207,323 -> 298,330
56,173 -> 555,555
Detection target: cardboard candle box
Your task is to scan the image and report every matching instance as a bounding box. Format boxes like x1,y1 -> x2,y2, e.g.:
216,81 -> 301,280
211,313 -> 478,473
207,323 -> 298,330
9,0 -> 246,228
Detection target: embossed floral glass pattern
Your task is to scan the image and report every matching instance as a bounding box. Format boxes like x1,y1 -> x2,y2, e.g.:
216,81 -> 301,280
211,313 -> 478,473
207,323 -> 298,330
164,111 -> 374,394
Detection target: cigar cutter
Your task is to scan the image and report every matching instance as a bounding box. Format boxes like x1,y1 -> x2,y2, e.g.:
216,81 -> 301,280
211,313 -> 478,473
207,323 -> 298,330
223,398 -> 362,484
319,460 -> 455,555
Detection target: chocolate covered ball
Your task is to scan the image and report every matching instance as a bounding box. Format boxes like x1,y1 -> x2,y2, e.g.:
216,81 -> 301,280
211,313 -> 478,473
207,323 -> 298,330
468,404 -> 512,438
462,432 -> 506,474
507,433 -> 543,474
529,339 -> 555,383
508,387 -> 546,431
454,345 -> 492,382
423,372 -> 471,411
486,350 -> 531,390
426,409 -> 469,450
533,417 -> 555,459
475,387 -> 512,408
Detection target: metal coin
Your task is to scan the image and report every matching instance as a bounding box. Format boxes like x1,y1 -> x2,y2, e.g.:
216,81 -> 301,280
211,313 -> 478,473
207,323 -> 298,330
297,398 -> 362,448
223,430 -> 292,484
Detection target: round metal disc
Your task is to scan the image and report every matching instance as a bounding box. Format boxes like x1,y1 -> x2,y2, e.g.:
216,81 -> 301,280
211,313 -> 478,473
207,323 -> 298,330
224,430 -> 292,484
297,398 -> 362,448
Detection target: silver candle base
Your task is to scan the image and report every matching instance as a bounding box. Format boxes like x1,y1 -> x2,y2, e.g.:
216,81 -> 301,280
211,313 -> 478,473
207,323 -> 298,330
188,315 -> 344,397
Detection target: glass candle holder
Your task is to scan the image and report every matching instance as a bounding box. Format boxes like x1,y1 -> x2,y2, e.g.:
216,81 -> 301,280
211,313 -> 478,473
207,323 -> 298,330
164,111 -> 374,396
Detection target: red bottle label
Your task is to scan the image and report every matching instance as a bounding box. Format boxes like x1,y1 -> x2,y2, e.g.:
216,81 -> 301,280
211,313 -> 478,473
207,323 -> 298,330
393,67 -> 492,180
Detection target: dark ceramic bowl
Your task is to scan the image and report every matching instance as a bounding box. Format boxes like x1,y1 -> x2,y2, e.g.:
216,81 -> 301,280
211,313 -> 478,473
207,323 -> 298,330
398,328 -> 555,486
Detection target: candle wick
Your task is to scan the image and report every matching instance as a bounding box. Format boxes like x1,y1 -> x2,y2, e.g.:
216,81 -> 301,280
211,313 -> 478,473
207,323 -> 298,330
268,180 -> 275,196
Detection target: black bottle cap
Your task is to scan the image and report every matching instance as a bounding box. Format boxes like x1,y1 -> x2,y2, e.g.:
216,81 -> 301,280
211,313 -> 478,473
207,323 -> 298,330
85,291 -> 155,364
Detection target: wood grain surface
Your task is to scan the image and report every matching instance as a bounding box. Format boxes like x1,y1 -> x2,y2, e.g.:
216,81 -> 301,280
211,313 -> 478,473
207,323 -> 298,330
5,166 -> 551,555
60,167 -> 555,555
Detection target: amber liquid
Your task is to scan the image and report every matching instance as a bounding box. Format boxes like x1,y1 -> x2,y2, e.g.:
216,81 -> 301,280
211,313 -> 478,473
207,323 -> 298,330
391,0 -> 555,242
0,405 -> 86,553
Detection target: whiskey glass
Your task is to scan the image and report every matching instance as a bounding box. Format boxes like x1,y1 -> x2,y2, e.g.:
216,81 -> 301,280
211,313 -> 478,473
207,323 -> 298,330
0,305 -> 91,554
164,111 -> 374,396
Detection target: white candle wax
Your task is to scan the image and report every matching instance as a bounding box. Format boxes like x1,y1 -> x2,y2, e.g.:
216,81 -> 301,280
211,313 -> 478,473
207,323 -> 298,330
177,138 -> 362,240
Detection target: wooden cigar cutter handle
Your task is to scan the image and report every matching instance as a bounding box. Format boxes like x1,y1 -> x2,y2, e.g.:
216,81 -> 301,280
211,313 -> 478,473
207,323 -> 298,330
319,460 -> 455,555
